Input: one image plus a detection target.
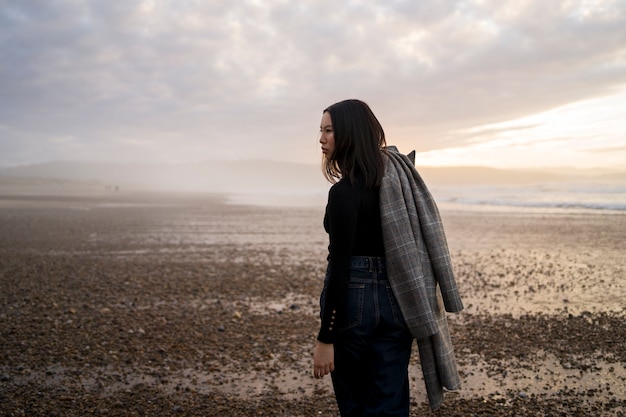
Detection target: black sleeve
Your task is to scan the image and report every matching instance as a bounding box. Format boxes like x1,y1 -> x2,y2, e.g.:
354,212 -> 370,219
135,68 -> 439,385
318,181 -> 359,343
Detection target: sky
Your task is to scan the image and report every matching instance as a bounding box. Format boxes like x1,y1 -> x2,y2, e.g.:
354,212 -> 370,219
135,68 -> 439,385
1,0 -> 626,170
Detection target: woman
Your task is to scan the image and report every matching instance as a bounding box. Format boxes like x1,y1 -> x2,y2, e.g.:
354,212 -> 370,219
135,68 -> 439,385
313,99 -> 463,416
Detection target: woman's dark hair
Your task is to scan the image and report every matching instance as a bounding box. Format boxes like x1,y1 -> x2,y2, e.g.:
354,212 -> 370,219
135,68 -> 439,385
322,99 -> 387,189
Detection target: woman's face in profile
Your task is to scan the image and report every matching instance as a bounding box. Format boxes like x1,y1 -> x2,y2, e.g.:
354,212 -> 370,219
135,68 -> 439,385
319,111 -> 335,158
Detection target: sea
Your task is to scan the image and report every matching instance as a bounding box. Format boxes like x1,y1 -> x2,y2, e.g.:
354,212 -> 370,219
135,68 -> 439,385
227,181 -> 626,214
430,182 -> 626,213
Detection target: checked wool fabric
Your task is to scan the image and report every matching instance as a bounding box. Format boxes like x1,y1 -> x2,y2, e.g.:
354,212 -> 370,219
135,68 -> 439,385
380,146 -> 464,409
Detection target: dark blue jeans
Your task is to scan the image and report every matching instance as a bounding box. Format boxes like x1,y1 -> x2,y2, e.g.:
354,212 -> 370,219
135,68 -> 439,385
323,256 -> 413,417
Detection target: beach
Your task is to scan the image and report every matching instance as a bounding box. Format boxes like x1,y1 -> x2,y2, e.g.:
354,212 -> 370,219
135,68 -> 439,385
0,192 -> 624,416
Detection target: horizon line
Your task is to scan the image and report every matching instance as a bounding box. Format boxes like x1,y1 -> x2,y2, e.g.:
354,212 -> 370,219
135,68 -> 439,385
1,159 -> 625,173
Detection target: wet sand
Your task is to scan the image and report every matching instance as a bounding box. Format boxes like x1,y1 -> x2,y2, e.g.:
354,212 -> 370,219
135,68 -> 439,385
0,193 -> 624,416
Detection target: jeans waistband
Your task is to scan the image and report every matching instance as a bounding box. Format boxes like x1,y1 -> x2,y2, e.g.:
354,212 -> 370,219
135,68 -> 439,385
350,256 -> 386,272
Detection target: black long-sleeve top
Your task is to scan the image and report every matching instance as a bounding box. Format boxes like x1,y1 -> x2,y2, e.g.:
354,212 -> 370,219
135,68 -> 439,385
318,173 -> 385,343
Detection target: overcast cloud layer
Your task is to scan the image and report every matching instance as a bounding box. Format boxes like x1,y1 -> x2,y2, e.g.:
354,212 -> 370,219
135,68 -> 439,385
1,0 -> 625,168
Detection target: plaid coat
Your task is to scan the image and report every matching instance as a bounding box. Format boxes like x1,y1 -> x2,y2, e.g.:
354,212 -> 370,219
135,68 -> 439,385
380,147 -> 464,410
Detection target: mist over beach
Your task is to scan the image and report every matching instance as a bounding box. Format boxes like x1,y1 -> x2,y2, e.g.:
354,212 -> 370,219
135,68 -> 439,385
1,159 -> 625,212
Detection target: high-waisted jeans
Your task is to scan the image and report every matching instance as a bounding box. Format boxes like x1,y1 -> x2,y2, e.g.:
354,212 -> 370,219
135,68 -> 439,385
321,256 -> 414,417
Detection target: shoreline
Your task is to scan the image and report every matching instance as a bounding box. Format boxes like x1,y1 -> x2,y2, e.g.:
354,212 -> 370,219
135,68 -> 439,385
2,183 -> 625,214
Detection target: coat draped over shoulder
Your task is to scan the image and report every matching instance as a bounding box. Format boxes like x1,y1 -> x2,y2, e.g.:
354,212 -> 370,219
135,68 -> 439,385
379,146 -> 464,410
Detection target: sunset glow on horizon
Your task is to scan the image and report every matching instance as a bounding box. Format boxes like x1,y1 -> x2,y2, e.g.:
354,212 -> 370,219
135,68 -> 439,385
410,87 -> 626,169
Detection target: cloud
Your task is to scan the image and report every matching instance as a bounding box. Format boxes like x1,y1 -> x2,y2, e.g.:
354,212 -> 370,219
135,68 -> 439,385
414,87 -> 626,168
1,0 -> 625,167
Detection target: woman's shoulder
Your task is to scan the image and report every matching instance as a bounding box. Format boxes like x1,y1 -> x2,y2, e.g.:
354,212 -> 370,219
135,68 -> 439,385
329,175 -> 348,188
329,176 -> 359,194
328,177 -> 360,204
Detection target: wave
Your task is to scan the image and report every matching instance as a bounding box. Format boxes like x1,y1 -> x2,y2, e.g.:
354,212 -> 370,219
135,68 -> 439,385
432,183 -> 626,213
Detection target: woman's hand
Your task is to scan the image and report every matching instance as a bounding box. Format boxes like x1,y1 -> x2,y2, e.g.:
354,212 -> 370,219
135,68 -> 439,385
313,341 -> 335,378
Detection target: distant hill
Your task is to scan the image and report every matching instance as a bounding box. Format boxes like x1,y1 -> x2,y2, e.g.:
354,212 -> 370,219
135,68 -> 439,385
0,160 -> 327,194
0,160 -> 623,195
